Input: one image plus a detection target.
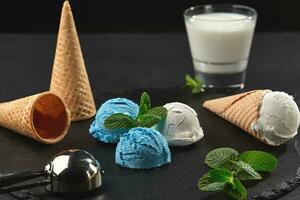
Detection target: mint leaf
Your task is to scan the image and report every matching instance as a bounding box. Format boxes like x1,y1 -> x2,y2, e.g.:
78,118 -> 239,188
138,104 -> 149,118
226,178 -> 247,200
148,107 -> 167,119
234,161 -> 262,180
198,173 -> 227,191
205,147 -> 239,168
137,114 -> 161,128
239,151 -> 278,172
218,160 -> 261,180
198,169 -> 233,192
185,74 -> 197,86
184,74 -> 204,94
210,169 -> 234,183
138,92 -> 151,116
192,76 -> 203,94
104,113 -> 136,130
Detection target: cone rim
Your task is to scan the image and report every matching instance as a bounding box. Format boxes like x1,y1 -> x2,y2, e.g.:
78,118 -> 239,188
30,92 -> 71,144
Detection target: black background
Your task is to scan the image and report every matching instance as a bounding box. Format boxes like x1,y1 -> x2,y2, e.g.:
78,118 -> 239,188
1,0 -> 300,33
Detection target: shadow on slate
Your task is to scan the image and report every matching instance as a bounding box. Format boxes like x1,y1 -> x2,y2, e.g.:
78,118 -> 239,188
46,189 -> 104,200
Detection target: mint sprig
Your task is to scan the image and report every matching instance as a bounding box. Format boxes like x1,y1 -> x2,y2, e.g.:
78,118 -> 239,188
183,74 -> 204,94
199,147 -> 278,200
104,92 -> 167,130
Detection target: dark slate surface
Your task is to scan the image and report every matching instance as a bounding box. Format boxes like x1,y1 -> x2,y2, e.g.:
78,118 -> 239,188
0,33 -> 300,200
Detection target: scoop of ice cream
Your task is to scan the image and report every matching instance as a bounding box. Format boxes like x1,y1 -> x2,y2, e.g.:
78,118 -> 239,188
115,127 -> 171,169
252,91 -> 300,145
89,98 -> 139,143
155,102 -> 204,146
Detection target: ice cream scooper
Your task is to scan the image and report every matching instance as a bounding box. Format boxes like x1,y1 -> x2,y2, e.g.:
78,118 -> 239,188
0,149 -> 104,194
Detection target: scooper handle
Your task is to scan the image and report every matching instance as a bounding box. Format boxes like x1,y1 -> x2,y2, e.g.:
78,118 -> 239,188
0,169 -> 45,188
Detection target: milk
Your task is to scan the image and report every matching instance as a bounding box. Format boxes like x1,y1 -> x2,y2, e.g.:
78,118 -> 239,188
185,13 -> 256,74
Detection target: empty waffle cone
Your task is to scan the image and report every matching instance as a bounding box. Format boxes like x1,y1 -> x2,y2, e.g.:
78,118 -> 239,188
0,92 -> 71,144
203,90 -> 272,145
50,1 -> 96,121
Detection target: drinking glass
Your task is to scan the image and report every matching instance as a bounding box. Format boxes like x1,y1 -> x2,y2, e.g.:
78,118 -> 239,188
184,4 -> 257,89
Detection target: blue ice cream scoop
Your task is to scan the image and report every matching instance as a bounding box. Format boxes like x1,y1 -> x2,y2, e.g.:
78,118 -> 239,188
115,127 -> 171,169
89,98 -> 139,143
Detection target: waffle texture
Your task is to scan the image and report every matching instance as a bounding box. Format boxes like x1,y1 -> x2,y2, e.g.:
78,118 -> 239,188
50,1 -> 96,121
0,92 -> 70,144
203,90 -> 271,144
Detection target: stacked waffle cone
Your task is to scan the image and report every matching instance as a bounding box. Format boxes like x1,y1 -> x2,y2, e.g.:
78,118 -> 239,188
0,1 -> 96,144
203,90 -> 272,145
50,1 -> 96,121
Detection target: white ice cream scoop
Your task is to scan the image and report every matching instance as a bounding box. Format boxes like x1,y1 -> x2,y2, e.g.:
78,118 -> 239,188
252,91 -> 300,146
155,102 -> 204,146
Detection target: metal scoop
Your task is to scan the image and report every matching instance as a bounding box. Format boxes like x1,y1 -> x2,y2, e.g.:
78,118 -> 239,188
0,149 -> 104,194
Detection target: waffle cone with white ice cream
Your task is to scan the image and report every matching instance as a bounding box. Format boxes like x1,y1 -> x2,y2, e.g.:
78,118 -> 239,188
50,1 -> 96,121
0,92 -> 70,144
203,90 -> 300,146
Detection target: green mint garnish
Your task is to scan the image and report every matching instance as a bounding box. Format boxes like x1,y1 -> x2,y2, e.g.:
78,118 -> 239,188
137,114 -> 161,128
210,168 -> 234,183
226,178 -> 247,200
104,92 -> 167,130
239,151 -> 278,172
184,74 -> 204,94
198,173 -> 227,191
230,161 -> 262,180
205,147 -> 239,168
147,107 -> 167,118
104,113 -> 136,129
198,169 -> 233,191
138,92 -> 151,117
198,147 -> 278,200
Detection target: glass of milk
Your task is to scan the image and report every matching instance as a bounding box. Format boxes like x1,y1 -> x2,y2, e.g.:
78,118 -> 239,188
184,5 -> 257,89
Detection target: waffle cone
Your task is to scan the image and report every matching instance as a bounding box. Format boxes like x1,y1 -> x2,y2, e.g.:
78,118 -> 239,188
203,90 -> 272,145
50,1 -> 96,121
0,92 -> 71,144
